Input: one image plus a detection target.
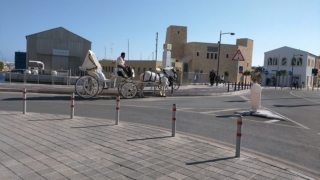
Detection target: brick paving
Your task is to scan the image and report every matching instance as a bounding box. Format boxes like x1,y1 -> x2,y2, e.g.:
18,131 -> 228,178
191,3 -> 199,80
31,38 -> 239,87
0,111 -> 314,180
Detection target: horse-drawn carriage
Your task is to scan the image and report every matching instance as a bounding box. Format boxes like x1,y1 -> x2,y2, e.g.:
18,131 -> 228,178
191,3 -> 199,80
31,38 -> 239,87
75,50 -> 177,99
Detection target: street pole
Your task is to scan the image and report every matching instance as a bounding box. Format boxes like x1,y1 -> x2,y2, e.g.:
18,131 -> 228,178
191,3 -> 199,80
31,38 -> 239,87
216,31 -> 235,86
216,32 -> 222,86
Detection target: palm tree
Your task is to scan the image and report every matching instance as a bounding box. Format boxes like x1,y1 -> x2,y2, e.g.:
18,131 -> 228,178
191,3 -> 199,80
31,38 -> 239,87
224,71 -> 229,84
251,66 -> 263,84
243,70 -> 251,87
280,70 -> 287,89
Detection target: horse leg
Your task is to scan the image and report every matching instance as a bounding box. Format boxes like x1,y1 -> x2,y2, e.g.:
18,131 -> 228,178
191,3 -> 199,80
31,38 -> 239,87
138,83 -> 145,98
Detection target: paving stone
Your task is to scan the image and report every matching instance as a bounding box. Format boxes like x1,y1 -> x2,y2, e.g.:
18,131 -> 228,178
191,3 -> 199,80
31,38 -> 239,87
67,172 -> 88,180
42,172 -> 65,180
36,168 -> 56,176
147,171 -> 165,179
81,169 -> 100,177
18,171 -> 42,180
168,172 -> 187,179
59,168 -> 78,177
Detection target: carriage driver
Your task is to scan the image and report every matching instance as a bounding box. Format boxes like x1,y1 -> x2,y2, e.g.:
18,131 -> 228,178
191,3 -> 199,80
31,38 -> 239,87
116,52 -> 132,78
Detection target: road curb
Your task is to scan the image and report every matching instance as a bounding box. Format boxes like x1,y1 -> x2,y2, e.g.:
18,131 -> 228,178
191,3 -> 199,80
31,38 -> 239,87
0,88 -> 251,97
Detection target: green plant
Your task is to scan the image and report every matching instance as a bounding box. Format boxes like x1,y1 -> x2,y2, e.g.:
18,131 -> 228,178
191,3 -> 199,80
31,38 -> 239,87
243,70 -> 251,85
0,61 -> 4,71
280,70 -> 287,89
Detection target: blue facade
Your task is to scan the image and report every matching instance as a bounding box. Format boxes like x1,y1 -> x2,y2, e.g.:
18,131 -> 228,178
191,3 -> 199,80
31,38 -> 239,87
15,52 -> 26,69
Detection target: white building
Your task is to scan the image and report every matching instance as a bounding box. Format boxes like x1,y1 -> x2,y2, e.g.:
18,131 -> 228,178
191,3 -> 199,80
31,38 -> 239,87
262,46 -> 319,88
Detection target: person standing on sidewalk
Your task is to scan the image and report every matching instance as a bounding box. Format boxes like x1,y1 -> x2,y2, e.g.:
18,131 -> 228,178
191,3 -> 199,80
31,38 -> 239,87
209,69 -> 216,86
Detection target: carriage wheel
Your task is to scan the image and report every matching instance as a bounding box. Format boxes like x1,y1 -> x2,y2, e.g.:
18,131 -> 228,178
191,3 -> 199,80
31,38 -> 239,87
173,80 -> 180,90
120,82 -> 137,99
75,75 -> 99,98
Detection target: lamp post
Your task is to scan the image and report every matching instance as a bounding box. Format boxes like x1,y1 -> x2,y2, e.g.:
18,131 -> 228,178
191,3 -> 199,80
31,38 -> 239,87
216,31 -> 235,86
291,54 -> 303,90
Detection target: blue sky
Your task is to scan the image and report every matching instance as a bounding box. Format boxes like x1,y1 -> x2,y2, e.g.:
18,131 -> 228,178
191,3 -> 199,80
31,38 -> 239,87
0,0 -> 319,66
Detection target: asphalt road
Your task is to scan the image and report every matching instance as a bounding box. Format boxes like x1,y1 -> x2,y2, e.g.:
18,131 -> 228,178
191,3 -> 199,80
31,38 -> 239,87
0,89 -> 319,178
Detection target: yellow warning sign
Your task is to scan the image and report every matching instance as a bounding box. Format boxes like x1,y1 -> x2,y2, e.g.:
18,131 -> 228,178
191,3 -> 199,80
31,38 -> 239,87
232,50 -> 245,61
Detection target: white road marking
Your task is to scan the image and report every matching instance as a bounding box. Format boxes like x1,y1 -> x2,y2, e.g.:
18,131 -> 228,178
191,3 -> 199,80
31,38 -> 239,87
239,96 -> 250,101
200,108 -> 242,114
290,92 -> 320,104
317,133 -> 320,136
261,107 -> 309,129
264,120 -> 280,123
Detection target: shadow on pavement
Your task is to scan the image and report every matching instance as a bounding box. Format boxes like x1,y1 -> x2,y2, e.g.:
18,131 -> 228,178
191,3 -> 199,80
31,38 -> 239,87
28,118 -> 70,121
186,156 -> 236,165
224,100 -> 247,102
70,124 -> 115,128
274,104 -> 320,108
127,136 -> 172,141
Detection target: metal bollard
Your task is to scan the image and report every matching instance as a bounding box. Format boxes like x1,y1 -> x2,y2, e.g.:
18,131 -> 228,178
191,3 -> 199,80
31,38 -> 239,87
23,88 -> 27,114
234,82 -> 237,91
116,96 -> 120,125
238,82 -> 240,91
227,82 -> 230,92
70,93 -> 74,119
235,115 -> 242,157
172,104 -> 176,137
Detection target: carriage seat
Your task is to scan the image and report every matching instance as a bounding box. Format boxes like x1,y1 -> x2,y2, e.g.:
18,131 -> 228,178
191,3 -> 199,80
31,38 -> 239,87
115,68 -> 135,79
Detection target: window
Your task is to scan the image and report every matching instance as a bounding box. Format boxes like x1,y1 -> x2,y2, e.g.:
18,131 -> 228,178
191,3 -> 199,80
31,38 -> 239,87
143,68 -> 146,72
210,53 -> 213,59
282,58 -> 287,66
149,68 -> 152,71
297,58 -> 302,66
226,54 -> 229,58
292,58 -> 296,65
207,53 -> 209,59
308,59 -> 310,66
268,58 -> 272,65
178,31 -> 180,34
273,58 -> 277,65
247,62 -> 249,67
215,54 -> 217,59
197,52 -> 199,56
311,60 -> 314,67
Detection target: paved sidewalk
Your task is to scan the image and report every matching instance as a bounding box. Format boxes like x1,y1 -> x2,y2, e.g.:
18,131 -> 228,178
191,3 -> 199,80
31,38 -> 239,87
0,111 -> 314,180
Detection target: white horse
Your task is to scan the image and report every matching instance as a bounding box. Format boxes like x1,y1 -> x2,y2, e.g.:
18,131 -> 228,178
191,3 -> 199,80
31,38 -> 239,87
138,67 -> 177,97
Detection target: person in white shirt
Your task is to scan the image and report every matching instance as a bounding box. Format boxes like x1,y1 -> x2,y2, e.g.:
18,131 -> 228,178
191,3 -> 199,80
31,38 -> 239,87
116,52 -> 132,78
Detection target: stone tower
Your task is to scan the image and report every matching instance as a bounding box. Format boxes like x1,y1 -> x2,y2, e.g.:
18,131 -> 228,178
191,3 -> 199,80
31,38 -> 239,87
165,25 -> 187,59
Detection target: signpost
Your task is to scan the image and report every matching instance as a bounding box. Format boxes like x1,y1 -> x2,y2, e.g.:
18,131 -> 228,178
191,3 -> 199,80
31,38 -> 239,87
264,70 -> 269,75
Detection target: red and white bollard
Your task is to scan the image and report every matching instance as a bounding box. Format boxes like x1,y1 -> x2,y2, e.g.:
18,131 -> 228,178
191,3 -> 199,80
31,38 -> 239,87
70,93 -> 74,119
235,115 -> 243,157
172,104 -> 177,137
23,88 -> 27,114
116,96 -> 120,125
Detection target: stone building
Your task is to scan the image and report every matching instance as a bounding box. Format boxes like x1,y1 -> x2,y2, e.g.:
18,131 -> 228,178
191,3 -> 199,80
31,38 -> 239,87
165,25 -> 254,83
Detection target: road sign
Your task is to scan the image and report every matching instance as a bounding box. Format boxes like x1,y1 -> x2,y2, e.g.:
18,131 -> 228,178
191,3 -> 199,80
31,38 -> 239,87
264,70 -> 269,75
288,71 -> 292,75
232,50 -> 245,61
239,66 -> 243,73
261,67 -> 265,72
